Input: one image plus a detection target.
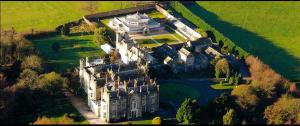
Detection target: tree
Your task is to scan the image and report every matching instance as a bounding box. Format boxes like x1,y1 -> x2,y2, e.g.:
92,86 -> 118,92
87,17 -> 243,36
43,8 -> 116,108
152,116 -> 162,125
19,68 -> 38,88
109,49 -> 121,63
176,98 -> 193,124
52,42 -> 60,52
245,55 -> 287,98
33,114 -> 74,124
264,95 -> 300,124
82,1 -> 98,15
228,76 -> 234,85
231,85 -> 259,111
223,108 -> 237,125
61,24 -> 70,36
33,116 -> 57,124
21,55 -> 43,72
215,58 -> 230,79
93,27 -> 107,45
35,72 -> 69,96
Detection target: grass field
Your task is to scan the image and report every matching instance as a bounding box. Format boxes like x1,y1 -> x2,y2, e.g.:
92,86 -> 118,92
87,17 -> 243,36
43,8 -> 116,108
186,1 -> 300,80
160,83 -> 200,103
31,33 -> 105,72
0,1 -> 148,32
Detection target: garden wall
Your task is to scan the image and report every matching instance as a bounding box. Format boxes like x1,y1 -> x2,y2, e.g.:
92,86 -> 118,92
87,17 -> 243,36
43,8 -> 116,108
83,4 -> 156,21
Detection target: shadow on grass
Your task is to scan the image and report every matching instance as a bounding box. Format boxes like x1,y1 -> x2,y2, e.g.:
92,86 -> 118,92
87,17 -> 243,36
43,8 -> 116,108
32,35 -> 103,72
17,93 -> 86,124
183,2 -> 300,80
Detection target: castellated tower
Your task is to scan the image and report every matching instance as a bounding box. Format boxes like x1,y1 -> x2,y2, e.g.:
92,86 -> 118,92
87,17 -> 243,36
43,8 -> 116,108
79,59 -> 159,123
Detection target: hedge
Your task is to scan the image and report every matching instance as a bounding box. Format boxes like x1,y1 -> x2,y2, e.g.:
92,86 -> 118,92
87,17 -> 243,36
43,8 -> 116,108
169,1 -> 249,57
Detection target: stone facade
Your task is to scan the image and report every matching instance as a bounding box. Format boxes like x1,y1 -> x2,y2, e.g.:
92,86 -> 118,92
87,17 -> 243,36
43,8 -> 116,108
79,58 -> 159,122
115,32 -> 156,64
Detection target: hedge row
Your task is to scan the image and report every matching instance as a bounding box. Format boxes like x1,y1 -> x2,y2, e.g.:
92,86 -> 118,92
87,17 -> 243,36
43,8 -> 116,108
21,19 -> 84,40
169,1 -> 249,57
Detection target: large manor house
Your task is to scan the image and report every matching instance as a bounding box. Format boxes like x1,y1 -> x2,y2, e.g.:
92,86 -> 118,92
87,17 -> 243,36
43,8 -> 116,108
79,59 -> 159,122
79,7 -> 226,122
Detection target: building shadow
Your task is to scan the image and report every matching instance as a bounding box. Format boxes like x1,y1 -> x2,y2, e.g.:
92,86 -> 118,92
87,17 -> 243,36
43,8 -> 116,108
182,2 -> 300,80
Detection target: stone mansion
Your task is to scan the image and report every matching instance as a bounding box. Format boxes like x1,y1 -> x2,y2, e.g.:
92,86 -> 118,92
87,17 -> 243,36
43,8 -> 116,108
79,10 -> 225,122
79,58 -> 159,122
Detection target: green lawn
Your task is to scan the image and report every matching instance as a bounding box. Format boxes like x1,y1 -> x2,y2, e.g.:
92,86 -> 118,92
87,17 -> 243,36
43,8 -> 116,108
160,83 -> 201,103
31,33 -> 105,72
135,39 -> 160,48
130,119 -> 152,124
0,1 -> 147,32
210,83 -> 236,90
135,34 -> 184,48
187,1 -> 300,80
147,10 -> 166,19
18,92 -> 88,124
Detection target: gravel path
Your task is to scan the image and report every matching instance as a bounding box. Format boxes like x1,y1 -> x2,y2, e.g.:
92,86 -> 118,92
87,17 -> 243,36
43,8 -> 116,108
63,89 -> 107,124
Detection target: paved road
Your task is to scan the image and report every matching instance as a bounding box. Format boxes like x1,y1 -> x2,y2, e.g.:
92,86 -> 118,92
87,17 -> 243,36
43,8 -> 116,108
63,89 -> 107,124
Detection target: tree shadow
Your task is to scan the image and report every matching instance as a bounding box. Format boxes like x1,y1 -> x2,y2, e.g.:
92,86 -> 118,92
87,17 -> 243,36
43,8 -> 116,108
31,35 -> 103,73
183,2 -> 300,80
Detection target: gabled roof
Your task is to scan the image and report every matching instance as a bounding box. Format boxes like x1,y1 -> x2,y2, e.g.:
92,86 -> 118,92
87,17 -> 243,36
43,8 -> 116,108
178,47 -> 191,56
155,44 -> 178,59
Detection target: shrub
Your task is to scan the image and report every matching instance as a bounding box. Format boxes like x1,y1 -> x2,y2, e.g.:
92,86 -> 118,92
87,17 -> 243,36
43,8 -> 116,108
33,114 -> 74,124
33,116 -> 57,124
264,95 -> 300,124
122,121 -> 132,125
152,117 -> 162,125
231,85 -> 259,110
21,55 -> 43,72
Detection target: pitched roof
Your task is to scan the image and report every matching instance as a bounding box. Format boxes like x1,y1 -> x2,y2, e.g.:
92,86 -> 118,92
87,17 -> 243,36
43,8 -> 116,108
179,47 -> 191,56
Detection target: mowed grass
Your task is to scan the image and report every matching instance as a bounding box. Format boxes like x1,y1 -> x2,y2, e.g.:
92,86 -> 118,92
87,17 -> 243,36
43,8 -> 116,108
160,83 -> 200,103
135,34 -> 184,48
187,2 -> 300,80
31,33 -> 105,72
0,1 -> 147,32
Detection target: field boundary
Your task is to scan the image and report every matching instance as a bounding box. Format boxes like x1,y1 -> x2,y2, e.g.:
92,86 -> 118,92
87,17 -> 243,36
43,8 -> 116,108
169,1 -> 249,58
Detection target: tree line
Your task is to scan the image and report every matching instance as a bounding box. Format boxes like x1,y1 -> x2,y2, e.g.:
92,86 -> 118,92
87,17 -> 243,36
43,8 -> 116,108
0,30 -> 79,124
176,55 -> 300,125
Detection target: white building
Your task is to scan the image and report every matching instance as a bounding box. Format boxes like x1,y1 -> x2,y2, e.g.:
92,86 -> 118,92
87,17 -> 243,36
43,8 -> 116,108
101,43 -> 114,54
109,12 -> 162,34
115,32 -> 156,64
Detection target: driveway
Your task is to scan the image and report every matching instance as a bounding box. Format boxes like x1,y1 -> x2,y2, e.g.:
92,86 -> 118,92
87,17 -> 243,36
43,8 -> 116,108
63,89 -> 107,124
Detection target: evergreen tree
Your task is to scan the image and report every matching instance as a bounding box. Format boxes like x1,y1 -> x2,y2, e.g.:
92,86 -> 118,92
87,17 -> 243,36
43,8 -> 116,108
223,108 -> 237,125
176,98 -> 193,124
61,24 -> 70,36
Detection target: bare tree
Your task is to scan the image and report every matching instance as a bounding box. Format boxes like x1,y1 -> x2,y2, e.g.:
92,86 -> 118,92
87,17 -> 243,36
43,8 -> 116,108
82,1 -> 98,15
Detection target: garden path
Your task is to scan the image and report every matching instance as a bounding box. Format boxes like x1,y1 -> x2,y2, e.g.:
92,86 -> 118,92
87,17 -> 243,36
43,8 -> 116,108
63,89 -> 107,124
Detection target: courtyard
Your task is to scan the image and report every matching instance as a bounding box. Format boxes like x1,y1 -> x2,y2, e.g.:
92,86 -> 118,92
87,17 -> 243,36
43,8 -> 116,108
100,10 -> 187,48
